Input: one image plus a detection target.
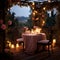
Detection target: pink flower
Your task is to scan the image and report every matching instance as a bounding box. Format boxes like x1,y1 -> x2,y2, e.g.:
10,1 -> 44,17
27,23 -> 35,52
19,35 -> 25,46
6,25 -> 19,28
8,20 -> 12,25
42,15 -> 45,18
0,20 -> 3,24
1,24 -> 6,30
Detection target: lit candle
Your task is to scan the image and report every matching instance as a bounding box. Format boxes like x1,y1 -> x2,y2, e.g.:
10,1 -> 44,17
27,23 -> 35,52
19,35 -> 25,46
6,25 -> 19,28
11,44 -> 15,48
10,44 -> 15,53
9,42 -> 11,47
16,43 -> 19,48
31,29 -> 34,34
16,43 -> 20,52
6,40 -> 12,48
52,39 -> 56,47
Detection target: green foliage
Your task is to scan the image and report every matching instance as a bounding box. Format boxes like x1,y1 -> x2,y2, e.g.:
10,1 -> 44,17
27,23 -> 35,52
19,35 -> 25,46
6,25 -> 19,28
26,18 -> 33,30
5,11 -> 20,42
45,10 -> 56,27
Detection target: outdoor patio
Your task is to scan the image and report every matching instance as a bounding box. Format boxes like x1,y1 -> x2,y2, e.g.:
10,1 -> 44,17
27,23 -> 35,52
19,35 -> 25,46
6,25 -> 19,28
0,44 -> 60,60
0,0 -> 60,60
13,46 -> 60,60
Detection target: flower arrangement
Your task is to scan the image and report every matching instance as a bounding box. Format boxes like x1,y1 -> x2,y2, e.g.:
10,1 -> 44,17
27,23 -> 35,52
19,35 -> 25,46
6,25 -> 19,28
0,11 -> 20,45
0,19 -> 12,30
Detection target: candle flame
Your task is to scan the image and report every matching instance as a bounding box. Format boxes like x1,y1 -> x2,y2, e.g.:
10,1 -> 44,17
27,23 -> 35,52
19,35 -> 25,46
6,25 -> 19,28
11,44 -> 15,48
16,43 -> 19,48
53,39 -> 56,44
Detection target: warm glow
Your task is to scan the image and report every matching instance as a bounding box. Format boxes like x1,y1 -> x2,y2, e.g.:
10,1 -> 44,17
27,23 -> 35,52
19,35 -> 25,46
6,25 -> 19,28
43,7 -> 46,10
36,18 -> 39,20
32,2 -> 35,6
11,44 -> 15,48
7,40 -> 10,43
7,40 -> 11,47
43,20 -> 45,24
33,12 -> 35,16
32,10 -> 38,16
25,30 -> 30,34
32,7 -> 34,9
42,20 -> 45,26
34,10 -> 38,13
31,27 -> 42,34
9,42 -> 11,47
46,45 -> 51,50
31,29 -> 35,34
24,26 -> 42,34
35,28 -> 42,34
52,39 -> 56,47
53,39 -> 56,44
16,43 -> 19,48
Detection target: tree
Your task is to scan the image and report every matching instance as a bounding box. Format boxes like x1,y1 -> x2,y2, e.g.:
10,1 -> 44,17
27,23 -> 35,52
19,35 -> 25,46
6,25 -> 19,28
45,10 -> 56,28
5,11 -> 19,44
45,10 -> 56,39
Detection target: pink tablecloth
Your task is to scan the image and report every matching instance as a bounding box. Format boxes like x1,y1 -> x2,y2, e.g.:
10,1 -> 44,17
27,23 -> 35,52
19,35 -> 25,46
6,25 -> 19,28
22,33 -> 46,53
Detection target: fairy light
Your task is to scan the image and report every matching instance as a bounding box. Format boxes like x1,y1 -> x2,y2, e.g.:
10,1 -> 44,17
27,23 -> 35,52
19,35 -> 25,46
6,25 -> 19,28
43,20 -> 45,24
36,18 -> 39,20
33,12 -> 35,16
43,7 -> 46,10
34,10 -> 38,13
32,2 -> 35,6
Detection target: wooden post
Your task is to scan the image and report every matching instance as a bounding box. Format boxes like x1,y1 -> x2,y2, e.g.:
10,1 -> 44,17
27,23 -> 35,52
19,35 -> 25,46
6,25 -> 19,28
0,0 -> 8,53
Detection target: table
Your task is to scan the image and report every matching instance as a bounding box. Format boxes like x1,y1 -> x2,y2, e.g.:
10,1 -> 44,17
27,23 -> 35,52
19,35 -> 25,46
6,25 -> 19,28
22,33 -> 46,53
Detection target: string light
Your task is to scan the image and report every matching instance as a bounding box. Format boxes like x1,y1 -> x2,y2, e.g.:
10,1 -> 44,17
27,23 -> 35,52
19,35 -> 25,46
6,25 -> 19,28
32,12 -> 35,16
42,20 -> 45,26
32,2 -> 35,6
34,10 -> 38,13
43,7 -> 46,10
36,18 -> 39,20
48,0 -> 51,3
